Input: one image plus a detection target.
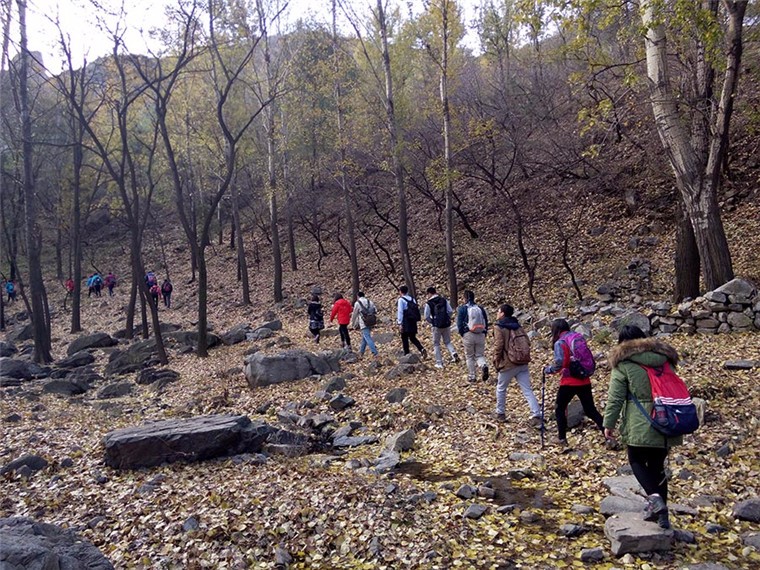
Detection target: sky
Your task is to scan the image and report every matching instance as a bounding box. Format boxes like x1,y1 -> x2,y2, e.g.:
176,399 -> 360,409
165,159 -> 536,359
13,0 -> 483,73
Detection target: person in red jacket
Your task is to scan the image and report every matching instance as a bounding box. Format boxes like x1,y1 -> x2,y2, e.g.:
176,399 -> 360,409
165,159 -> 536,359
330,292 -> 353,350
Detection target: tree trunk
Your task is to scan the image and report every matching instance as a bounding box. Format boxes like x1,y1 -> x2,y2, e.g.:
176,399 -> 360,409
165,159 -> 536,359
377,0 -> 414,295
231,183 -> 250,304
641,0 -> 738,291
673,198 -> 700,302
196,248 -> 209,357
17,0 -> 52,363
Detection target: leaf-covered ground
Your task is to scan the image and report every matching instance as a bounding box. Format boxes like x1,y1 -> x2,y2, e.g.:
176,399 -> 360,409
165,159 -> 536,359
2,195 -> 760,568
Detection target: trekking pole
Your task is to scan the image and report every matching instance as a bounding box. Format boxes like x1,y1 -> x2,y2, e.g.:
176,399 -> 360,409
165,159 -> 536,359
540,370 -> 546,449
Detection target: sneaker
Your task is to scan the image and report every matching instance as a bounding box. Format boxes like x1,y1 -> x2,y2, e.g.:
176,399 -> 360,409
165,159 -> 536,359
644,494 -> 667,522
434,363 -> 444,369
482,365 -> 489,382
530,416 -> 543,429
495,413 -> 506,423
420,348 -> 428,359
657,511 -> 671,529
467,377 -> 477,384
556,438 -> 569,447
452,353 -> 460,363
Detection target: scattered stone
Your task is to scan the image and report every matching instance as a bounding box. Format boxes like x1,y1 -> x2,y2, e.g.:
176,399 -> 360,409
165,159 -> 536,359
580,547 -> 604,563
455,484 -> 476,500
604,513 -> 673,556
67,332 -> 117,355
244,350 -> 340,388
275,546 -> 293,567
374,450 -> 400,474
508,452 -> 543,463
723,360 -> 757,370
60,457 -> 74,468
3,413 -> 22,423
106,339 -> 159,376
520,511 -> 540,524
0,341 -> 18,357
97,382 -> 134,399
321,377 -> 346,394
600,496 -> 647,516
384,364 -> 417,380
571,505 -> 595,515
0,517 -> 114,569
136,368 -> 180,386
182,516 -> 200,532
57,351 -> 96,369
329,394 -> 355,411
332,435 -> 378,448
685,565 -> 730,570
385,429 -> 415,452
743,533 -> 760,549
733,498 -> 760,522
477,486 -> 495,500
386,387 -> 408,403
463,504 -> 488,519
673,529 -> 697,544
43,378 -> 89,396
0,357 -> 38,381
424,404 -> 445,418
559,523 -> 585,537
496,504 -> 517,514
221,324 -> 251,345
716,443 -> 732,458
398,353 -> 421,364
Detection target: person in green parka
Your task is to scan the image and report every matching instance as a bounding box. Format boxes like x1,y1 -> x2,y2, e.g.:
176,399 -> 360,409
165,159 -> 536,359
603,325 -> 682,530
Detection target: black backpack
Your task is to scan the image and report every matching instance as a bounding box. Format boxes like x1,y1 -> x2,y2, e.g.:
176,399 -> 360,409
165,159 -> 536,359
427,296 -> 451,328
403,297 -> 421,323
359,299 -> 377,328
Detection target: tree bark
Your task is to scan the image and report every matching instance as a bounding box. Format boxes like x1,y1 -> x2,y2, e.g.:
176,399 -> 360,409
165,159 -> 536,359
17,0 -> 52,363
673,198 -> 700,302
377,0 -> 415,295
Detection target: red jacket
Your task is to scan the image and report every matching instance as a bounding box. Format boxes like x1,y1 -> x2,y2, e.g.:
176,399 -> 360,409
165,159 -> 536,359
330,298 -> 353,325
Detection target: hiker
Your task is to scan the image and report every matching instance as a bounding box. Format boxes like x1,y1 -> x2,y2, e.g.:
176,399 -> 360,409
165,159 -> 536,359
5,280 -> 16,303
104,272 -> 117,296
351,291 -> 379,358
92,273 -> 103,297
604,325 -> 681,530
423,286 -> 459,368
307,294 -> 325,343
65,278 -> 75,294
492,304 -> 542,426
329,292 -> 353,349
149,282 -> 161,308
145,271 -> 157,289
544,318 -> 605,446
396,285 -> 427,358
456,290 -> 489,382
161,279 -> 173,308
86,274 -> 96,297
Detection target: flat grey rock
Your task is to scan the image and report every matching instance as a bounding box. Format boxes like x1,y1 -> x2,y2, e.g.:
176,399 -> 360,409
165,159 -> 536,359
604,512 -> 673,556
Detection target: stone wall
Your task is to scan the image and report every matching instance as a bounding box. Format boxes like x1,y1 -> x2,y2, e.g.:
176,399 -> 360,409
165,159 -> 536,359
646,278 -> 758,336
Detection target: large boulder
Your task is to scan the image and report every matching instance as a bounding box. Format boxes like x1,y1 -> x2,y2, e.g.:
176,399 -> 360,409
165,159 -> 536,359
67,332 -> 117,356
57,351 -> 96,369
222,324 -> 251,345
0,341 -> 17,357
0,357 -> 38,380
103,414 -> 272,469
7,323 -> 33,343
244,350 -> 341,388
604,513 -> 673,556
611,311 -> 651,335
0,517 -> 114,569
164,330 -> 222,351
714,278 -> 757,300
105,339 -> 159,377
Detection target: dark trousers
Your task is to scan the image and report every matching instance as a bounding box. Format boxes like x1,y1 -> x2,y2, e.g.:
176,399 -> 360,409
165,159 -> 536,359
401,331 -> 424,355
309,327 -> 321,342
628,446 -> 669,501
338,324 -> 351,347
555,384 -> 604,440
163,293 -> 171,307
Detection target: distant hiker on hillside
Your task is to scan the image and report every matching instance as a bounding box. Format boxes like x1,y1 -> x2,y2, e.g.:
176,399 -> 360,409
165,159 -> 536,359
424,286 -> 459,369
149,282 -> 161,308
457,290 -> 489,383
145,271 -> 157,289
396,285 -> 427,358
65,278 -> 74,294
492,304 -> 541,426
351,291 -> 379,358
307,294 -> 325,343
161,279 -> 173,308
5,280 -> 16,303
87,274 -> 103,297
604,325 -> 682,530
330,292 -> 353,350
104,272 -> 117,296
544,318 -> 605,447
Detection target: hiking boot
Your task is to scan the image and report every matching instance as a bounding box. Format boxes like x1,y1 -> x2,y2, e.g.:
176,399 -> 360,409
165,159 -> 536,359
420,348 -> 428,360
494,413 -> 507,423
644,494 -> 667,522
482,365 -> 490,382
452,353 -> 460,363
657,511 -> 671,529
556,438 -> 569,448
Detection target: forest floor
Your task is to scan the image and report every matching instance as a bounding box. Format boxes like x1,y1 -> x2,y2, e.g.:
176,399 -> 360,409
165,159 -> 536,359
2,196 -> 760,569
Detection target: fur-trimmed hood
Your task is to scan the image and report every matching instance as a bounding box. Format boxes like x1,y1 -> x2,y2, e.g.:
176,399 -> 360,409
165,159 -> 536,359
609,337 -> 679,368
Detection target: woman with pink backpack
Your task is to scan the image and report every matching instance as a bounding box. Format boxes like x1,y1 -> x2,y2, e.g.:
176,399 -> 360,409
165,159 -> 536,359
544,318 -> 606,447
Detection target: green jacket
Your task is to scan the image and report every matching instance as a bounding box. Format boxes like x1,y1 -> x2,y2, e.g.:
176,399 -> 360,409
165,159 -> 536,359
603,338 -> 683,448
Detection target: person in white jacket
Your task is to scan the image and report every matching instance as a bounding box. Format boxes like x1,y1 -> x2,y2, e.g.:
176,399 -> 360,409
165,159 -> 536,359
351,291 -> 379,358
